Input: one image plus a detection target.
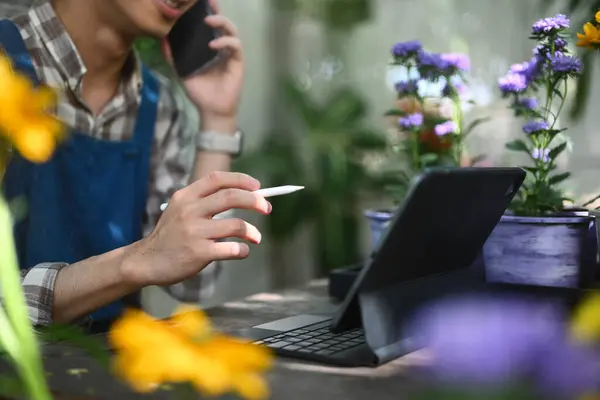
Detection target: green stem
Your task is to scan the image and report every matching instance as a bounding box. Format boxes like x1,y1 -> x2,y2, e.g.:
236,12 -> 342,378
0,197 -> 52,400
411,129 -> 420,172
452,92 -> 464,166
550,78 -> 567,130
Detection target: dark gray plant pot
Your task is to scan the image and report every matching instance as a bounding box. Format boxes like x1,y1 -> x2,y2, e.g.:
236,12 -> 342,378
482,213 -> 598,289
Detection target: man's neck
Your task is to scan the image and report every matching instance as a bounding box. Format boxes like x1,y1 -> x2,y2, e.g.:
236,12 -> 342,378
51,0 -> 135,85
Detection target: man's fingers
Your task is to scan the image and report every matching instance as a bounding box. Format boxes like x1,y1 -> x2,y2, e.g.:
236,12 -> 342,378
208,0 -> 221,14
204,15 -> 238,37
179,171 -> 260,201
209,241 -> 250,260
199,188 -> 271,217
205,218 -> 262,244
209,36 -> 243,61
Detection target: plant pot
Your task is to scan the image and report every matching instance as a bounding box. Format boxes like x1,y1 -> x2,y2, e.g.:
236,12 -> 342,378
482,213 -> 598,289
364,209 -> 394,250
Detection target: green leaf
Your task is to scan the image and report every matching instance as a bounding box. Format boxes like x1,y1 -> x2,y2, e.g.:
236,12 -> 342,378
383,108 -> 407,117
322,87 -> 367,128
548,172 -> 571,185
349,128 -> 388,150
463,116 -> 491,136
469,154 -> 487,166
0,374 -> 25,398
546,128 -> 567,139
267,189 -> 317,239
419,153 -> 439,166
523,166 -> 538,175
548,142 -> 568,159
321,0 -> 372,31
282,77 -> 321,129
552,86 -> 564,100
505,139 -> 530,153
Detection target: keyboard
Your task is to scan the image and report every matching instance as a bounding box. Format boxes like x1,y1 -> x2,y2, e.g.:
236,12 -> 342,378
253,320 -> 366,356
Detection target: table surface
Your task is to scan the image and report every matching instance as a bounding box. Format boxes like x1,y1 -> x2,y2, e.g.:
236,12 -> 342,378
2,280 -> 429,400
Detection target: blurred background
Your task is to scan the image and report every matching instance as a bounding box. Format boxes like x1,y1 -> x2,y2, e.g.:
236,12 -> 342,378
3,0 -> 600,317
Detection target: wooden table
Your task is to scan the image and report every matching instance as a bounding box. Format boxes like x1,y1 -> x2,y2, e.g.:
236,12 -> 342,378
2,280 -> 428,399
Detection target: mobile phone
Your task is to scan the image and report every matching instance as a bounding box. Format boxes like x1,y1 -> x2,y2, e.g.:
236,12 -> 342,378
167,0 -> 220,78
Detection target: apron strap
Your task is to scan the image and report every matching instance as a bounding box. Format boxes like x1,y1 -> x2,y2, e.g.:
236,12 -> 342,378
0,19 -> 39,84
131,65 -> 159,237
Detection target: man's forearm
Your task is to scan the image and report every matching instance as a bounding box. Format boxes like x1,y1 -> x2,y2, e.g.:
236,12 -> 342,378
53,119 -> 238,322
52,245 -> 138,323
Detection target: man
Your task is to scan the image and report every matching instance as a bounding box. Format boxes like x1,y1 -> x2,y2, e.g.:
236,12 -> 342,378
0,0 -> 269,328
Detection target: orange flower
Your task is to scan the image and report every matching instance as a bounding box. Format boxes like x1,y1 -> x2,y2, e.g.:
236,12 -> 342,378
0,54 -> 64,163
577,22 -> 600,49
109,307 -> 273,400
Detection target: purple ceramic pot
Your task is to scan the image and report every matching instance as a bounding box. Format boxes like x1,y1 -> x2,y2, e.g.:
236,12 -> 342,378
482,214 -> 597,289
364,209 -> 394,250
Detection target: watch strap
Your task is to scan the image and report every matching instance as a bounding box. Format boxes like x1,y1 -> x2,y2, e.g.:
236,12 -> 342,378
195,130 -> 243,157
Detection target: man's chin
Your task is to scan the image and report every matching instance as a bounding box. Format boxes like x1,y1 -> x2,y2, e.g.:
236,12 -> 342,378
136,24 -> 173,40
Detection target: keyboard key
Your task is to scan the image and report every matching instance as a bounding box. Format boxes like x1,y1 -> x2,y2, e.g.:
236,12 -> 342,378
261,320 -> 366,357
268,341 -> 292,349
316,349 -> 333,356
297,348 -> 312,353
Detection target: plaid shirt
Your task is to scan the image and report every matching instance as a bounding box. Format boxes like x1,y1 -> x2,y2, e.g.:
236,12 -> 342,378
3,0 -> 221,326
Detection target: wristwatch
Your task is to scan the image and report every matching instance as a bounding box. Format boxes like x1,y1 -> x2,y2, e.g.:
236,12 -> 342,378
195,130 -> 244,158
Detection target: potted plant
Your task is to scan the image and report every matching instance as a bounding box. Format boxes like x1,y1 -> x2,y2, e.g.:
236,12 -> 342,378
366,41 -> 488,249
236,78 -> 390,281
482,13 -> 599,289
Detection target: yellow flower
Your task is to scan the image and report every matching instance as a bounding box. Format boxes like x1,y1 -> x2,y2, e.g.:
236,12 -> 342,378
108,307 -> 273,400
577,22 -> 600,48
571,292 -> 600,343
0,54 -> 64,163
596,10 -> 600,24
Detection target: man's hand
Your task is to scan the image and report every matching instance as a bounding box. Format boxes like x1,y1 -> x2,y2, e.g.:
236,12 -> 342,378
122,171 -> 270,287
162,0 -> 244,132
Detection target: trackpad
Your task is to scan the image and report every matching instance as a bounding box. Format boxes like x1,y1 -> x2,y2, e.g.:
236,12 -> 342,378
253,314 -> 330,332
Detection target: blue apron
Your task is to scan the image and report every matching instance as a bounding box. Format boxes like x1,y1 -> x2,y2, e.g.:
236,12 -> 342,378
0,19 -> 159,323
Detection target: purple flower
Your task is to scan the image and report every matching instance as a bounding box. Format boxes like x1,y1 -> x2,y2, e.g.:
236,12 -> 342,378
550,54 -> 582,74
417,51 -> 448,77
523,120 -> 549,134
398,112 -> 423,129
498,73 -> 528,94
535,340 -> 600,399
407,295 -> 568,385
392,40 -> 422,58
532,147 -> 550,162
533,39 -> 568,59
518,97 -> 538,110
394,80 -> 419,95
434,121 -> 457,136
440,53 -> 471,72
532,14 -> 570,35
554,38 -> 568,50
510,58 -> 541,83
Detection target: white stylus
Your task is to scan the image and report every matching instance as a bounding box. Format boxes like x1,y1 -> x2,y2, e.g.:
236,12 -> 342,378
159,185 -> 304,212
